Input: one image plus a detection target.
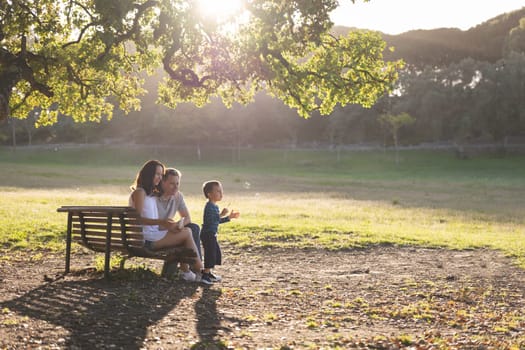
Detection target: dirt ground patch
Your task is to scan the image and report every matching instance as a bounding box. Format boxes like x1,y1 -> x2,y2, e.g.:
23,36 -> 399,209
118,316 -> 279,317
1,245 -> 524,349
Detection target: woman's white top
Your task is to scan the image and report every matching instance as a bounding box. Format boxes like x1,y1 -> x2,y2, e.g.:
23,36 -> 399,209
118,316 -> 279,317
129,189 -> 168,242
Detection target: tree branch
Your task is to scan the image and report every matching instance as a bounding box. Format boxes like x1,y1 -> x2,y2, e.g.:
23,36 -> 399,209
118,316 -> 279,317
96,0 -> 158,61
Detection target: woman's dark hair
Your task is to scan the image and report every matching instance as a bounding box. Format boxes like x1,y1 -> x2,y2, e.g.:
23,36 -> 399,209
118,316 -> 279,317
131,160 -> 164,195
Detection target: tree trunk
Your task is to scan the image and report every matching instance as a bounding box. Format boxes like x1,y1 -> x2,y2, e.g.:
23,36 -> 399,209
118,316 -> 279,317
11,117 -> 17,150
237,140 -> 241,162
0,84 -> 13,123
393,131 -> 399,165
24,119 -> 32,146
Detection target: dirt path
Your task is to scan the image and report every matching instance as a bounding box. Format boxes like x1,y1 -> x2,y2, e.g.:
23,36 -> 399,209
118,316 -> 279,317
1,245 -> 524,349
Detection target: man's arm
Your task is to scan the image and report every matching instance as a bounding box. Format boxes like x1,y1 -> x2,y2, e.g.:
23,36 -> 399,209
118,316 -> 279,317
176,193 -> 191,226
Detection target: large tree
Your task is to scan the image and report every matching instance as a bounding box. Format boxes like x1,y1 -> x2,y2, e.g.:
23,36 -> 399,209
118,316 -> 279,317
0,0 -> 402,126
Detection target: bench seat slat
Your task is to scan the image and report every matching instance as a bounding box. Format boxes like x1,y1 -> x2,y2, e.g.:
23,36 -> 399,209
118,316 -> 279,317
73,238 -> 142,249
73,239 -> 195,260
73,236 -> 144,245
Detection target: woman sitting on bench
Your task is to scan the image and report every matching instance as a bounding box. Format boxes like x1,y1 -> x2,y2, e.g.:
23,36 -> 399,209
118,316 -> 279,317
129,159 -> 209,284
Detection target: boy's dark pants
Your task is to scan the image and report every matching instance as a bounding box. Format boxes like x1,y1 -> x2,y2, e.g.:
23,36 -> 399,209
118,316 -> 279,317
201,231 -> 222,269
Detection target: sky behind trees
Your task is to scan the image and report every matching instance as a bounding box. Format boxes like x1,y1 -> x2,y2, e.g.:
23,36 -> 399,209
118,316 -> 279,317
331,0 -> 525,34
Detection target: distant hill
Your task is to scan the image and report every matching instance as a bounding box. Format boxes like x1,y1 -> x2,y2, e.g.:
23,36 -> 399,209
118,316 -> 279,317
333,7 -> 525,67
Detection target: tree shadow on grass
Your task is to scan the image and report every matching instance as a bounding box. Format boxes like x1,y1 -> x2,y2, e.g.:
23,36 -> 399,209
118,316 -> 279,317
1,269 -> 200,349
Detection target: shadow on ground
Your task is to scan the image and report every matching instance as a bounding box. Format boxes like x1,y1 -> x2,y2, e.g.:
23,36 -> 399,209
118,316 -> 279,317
1,269 -> 224,349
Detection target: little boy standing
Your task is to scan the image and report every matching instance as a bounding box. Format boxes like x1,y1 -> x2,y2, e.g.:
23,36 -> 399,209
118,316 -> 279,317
201,180 -> 240,284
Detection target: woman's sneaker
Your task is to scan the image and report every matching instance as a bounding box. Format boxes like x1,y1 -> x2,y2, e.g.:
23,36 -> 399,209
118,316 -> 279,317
180,270 -> 197,282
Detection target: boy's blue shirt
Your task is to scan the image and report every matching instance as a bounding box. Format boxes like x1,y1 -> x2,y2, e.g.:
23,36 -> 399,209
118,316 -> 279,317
202,201 -> 230,234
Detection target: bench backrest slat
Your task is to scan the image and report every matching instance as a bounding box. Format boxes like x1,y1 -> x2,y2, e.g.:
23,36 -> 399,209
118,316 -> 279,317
72,223 -> 142,232
71,217 -> 140,224
58,206 -> 145,251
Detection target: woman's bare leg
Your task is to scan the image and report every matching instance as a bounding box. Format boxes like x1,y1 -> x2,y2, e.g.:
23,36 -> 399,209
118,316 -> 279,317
153,228 -> 203,272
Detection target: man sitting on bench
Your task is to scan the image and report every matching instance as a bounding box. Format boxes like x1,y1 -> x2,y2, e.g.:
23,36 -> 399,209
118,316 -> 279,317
129,160 -> 210,284
157,167 -> 202,276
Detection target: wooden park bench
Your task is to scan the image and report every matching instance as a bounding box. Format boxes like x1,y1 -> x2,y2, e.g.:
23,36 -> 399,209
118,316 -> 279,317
57,206 -> 196,278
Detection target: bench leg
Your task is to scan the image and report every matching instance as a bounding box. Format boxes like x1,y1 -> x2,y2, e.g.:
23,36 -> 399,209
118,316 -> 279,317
161,260 -> 180,278
65,212 -> 73,274
120,256 -> 128,270
103,254 -> 111,279
104,215 -> 112,279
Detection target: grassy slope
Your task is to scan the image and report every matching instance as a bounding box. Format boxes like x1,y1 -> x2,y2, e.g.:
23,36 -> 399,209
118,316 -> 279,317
1,146 -> 524,266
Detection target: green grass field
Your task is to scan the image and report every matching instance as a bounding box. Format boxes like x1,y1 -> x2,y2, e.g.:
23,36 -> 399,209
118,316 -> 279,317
1,145 -> 524,267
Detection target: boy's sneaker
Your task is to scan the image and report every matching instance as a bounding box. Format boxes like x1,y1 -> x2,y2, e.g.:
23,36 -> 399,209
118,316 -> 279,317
180,270 -> 197,282
209,272 -> 222,282
200,273 -> 214,285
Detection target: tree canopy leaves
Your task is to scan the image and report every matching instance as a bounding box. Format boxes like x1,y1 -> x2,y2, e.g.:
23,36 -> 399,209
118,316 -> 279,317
0,0 -> 401,126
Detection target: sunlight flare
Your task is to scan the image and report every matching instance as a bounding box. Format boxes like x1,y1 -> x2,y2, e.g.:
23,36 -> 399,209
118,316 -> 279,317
196,0 -> 245,21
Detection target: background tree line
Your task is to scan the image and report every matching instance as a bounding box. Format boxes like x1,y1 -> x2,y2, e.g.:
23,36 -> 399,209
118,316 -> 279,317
2,7 -> 524,150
